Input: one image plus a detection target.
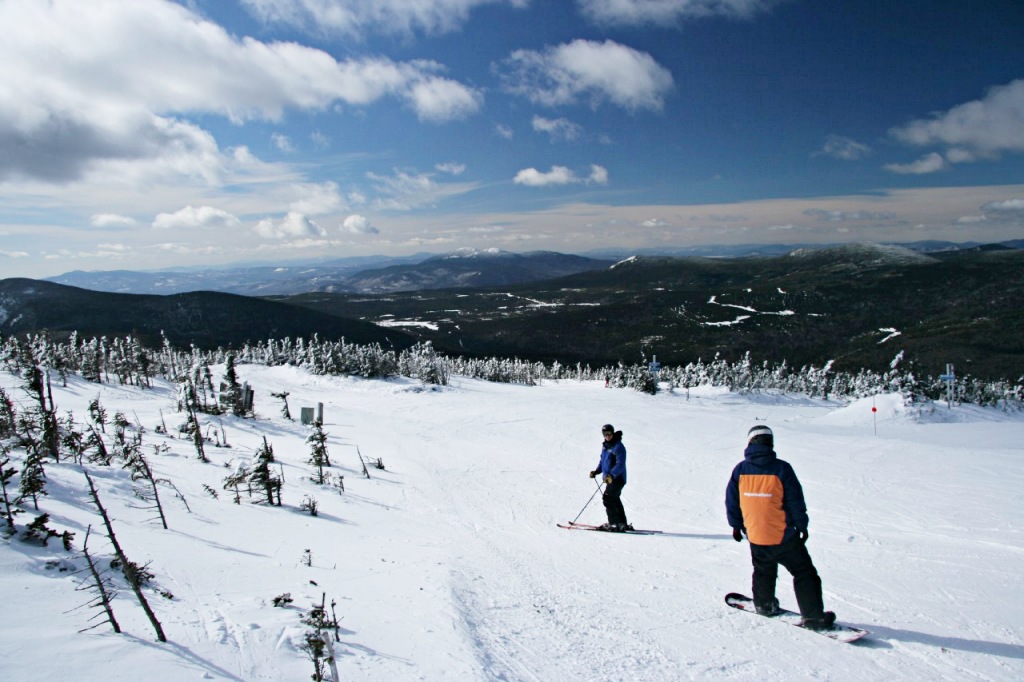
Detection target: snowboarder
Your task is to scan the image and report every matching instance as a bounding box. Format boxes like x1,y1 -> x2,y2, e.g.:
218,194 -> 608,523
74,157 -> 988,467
589,424 -> 630,532
725,425 -> 836,630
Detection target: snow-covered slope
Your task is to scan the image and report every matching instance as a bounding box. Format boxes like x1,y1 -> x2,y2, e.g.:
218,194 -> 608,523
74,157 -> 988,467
1,368 -> 1022,680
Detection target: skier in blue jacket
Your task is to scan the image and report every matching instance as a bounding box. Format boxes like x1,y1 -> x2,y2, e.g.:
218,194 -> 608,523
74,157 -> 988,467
725,425 -> 835,630
589,424 -> 631,532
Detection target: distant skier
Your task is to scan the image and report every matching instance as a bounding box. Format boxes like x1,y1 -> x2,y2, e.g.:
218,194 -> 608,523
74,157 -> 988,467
725,425 -> 835,630
589,424 -> 631,532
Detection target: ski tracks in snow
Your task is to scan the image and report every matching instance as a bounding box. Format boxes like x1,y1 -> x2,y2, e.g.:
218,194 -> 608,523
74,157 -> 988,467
447,532 -> 683,681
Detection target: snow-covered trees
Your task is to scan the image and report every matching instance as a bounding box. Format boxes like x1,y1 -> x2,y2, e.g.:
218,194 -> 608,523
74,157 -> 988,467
0,331 -> 1020,410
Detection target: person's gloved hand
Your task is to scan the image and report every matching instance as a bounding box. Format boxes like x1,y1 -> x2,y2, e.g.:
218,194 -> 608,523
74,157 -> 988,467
732,528 -> 744,542
589,470 -> 597,479
798,530 -> 809,543
604,474 -> 613,485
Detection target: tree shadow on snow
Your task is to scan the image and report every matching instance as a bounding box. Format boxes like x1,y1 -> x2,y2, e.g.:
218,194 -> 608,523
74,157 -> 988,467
122,633 -> 247,681
846,624 -> 1024,659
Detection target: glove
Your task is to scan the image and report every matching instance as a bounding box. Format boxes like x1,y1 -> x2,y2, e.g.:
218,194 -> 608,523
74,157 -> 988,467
589,470 -> 598,479
603,474 -> 613,485
732,528 -> 744,542
798,530 -> 809,543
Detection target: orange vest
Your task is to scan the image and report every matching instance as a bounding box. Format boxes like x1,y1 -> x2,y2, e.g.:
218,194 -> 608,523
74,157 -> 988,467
737,474 -> 788,545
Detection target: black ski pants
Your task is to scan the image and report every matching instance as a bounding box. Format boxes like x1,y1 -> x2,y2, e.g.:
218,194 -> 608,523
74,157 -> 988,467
749,536 -> 824,619
602,479 -> 628,526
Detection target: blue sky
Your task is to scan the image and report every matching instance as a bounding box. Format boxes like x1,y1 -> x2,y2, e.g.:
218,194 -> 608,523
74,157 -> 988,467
2,0 -> 1023,278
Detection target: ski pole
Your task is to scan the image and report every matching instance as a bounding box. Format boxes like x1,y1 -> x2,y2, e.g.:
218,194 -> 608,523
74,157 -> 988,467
569,478 -> 605,525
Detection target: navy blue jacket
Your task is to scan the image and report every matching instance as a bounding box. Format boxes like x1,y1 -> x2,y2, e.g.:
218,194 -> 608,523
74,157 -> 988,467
595,432 -> 627,484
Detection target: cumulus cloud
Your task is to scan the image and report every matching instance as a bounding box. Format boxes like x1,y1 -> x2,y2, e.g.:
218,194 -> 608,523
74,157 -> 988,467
496,124 -> 515,140
818,134 -> 871,161
588,164 -> 610,184
341,214 -> 380,234
884,152 -> 948,175
532,116 -> 584,142
152,206 -> 241,230
0,0 -> 482,186
577,0 -> 787,26
513,164 -> 609,187
889,79 -> 1024,163
497,39 -> 674,112
254,211 -> 326,239
240,0 -> 528,38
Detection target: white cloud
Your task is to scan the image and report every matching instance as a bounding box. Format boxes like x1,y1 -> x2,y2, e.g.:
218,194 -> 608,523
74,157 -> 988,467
532,116 -> 584,142
498,39 -> 674,112
271,133 -> 294,152
588,164 -> 610,184
436,162 -> 466,175
803,209 -> 897,222
884,152 -> 948,175
367,169 -> 475,210
240,0 -> 528,37
514,166 -> 577,187
90,213 -> 138,228
819,134 -> 871,161
254,211 -> 326,239
342,214 -> 380,234
577,0 -> 786,26
289,181 -> 345,215
405,73 -> 484,122
0,0 -> 482,186
310,131 -> 331,149
152,205 -> 241,230
978,198 -> 1024,226
981,198 -> 1024,213
496,124 -> 515,140
513,164 -> 609,187
889,79 -> 1024,162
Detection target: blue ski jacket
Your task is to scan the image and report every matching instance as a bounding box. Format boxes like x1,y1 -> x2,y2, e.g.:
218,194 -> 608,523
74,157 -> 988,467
725,443 -> 807,546
595,432 -> 627,484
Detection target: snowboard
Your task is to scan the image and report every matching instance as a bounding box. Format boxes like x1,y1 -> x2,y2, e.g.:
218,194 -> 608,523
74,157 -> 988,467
724,593 -> 868,643
557,521 -> 662,535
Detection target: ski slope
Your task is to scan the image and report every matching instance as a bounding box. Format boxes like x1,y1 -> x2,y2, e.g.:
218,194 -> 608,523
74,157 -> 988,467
1,365 -> 1022,680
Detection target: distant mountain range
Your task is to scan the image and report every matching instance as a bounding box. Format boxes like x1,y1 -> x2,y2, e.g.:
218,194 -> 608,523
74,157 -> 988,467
7,240 -> 1023,381
44,249 -> 613,295
43,241 -> 1023,297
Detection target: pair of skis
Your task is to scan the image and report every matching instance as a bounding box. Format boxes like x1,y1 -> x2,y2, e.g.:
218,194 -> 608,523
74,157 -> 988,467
556,520 -> 662,535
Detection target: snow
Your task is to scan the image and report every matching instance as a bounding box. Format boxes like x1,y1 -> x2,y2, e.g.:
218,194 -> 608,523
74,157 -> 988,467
2,367 -> 1023,681
375,319 -> 440,330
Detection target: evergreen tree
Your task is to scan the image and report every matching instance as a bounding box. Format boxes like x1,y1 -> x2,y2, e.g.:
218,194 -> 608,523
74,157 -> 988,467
16,449 -> 47,510
88,396 -> 108,433
220,355 -> 244,416
0,445 -> 17,533
250,436 -> 282,505
306,422 -> 331,484
0,386 -> 15,438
